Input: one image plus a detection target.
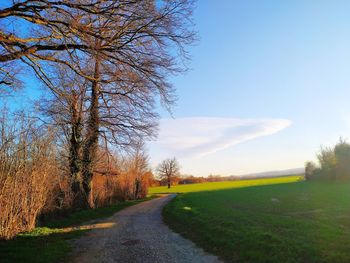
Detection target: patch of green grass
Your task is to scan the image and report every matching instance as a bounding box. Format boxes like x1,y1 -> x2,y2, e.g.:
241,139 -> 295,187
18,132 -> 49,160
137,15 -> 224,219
0,227 -> 85,263
163,181 -> 350,263
0,196 -> 157,263
149,175 -> 303,194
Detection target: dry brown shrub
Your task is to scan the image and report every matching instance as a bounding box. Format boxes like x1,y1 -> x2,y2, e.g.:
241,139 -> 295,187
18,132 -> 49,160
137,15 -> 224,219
90,148 -> 153,205
41,172 -> 74,215
0,113 -> 59,239
91,174 -> 120,208
116,169 -> 152,201
116,171 -> 136,200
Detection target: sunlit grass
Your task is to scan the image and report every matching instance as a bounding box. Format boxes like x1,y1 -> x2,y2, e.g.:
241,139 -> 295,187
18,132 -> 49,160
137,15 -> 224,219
164,180 -> 350,263
149,175 -> 303,194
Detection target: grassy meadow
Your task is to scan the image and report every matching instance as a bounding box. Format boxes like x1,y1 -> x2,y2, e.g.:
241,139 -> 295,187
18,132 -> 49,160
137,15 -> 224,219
160,178 -> 350,263
149,175 -> 303,194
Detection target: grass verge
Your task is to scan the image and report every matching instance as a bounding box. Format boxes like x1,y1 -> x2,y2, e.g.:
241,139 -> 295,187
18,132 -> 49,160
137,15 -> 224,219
0,195 -> 157,263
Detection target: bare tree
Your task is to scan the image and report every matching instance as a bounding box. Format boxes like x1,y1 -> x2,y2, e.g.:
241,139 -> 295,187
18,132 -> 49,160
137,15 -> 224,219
39,67 -> 89,208
157,158 -> 180,188
78,0 -> 196,207
0,1 -> 132,85
1,0 -> 196,208
0,0 -> 196,91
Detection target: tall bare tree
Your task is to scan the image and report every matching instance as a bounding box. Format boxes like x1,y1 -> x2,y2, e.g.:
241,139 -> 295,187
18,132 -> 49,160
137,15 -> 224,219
157,157 -> 180,188
1,0 -> 196,208
39,68 -> 88,207
77,0 -> 196,207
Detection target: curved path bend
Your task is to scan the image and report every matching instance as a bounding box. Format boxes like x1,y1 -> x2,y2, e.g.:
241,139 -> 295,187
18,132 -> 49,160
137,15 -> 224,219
69,194 -> 221,263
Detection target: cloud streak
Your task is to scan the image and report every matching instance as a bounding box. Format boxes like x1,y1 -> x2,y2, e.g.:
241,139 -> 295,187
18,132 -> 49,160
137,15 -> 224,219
151,117 -> 292,158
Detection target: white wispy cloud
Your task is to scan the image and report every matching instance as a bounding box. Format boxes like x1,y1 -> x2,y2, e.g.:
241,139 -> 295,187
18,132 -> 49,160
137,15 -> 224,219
151,117 -> 292,158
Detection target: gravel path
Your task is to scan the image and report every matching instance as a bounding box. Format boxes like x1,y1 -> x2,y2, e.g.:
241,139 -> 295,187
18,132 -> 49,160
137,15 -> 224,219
69,194 -> 221,263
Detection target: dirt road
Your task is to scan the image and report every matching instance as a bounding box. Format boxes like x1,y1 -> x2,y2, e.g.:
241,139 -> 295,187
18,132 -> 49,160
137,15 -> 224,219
69,194 -> 221,263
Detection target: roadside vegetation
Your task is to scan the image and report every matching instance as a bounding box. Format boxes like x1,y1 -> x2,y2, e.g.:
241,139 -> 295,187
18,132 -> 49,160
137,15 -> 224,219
305,139 -> 350,181
163,180 -> 350,263
0,196 -> 157,263
0,112 -> 154,240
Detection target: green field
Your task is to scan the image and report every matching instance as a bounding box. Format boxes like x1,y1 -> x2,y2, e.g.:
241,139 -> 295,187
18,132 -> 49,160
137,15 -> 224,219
161,178 -> 350,263
149,175 -> 303,194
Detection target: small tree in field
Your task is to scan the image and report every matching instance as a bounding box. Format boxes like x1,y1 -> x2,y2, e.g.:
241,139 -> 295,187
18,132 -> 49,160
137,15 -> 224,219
157,158 -> 180,188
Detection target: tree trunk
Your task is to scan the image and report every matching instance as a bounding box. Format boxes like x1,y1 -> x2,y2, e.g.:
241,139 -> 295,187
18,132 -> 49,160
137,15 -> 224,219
69,92 -> 84,208
134,178 -> 140,199
82,58 -> 100,208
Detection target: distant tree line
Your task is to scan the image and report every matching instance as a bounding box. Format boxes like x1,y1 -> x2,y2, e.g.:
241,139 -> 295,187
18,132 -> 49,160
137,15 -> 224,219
305,139 -> 350,181
178,174 -> 231,184
152,168 -> 236,187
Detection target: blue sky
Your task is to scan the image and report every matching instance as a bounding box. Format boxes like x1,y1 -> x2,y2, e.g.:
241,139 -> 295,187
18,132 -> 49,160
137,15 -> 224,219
148,0 -> 350,175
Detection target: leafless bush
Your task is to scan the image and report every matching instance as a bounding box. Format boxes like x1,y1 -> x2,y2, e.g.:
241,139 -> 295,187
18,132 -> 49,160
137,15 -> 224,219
91,174 -> 120,208
115,170 -> 152,201
40,171 -> 74,215
0,111 -> 59,239
91,147 -> 153,206
117,146 -> 153,200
